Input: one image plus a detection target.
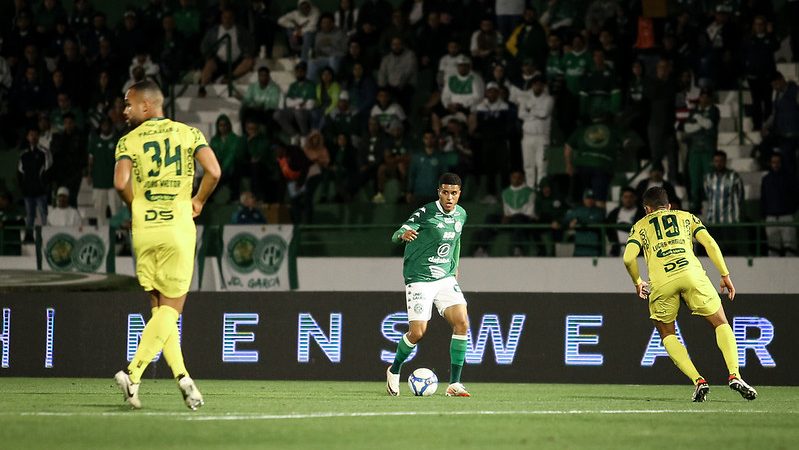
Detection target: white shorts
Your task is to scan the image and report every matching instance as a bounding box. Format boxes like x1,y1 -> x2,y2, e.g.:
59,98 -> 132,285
405,276 -> 467,322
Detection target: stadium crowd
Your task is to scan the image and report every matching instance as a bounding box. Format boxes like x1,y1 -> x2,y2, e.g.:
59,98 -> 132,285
0,0 -> 797,256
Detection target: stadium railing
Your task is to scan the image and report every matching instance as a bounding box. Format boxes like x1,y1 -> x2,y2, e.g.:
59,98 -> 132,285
2,222 -> 798,261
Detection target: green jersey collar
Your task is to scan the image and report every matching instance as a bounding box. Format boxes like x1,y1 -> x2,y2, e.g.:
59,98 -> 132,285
435,200 -> 454,215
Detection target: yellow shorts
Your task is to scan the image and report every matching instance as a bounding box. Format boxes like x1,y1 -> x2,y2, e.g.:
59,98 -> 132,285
132,226 -> 196,298
648,272 -> 721,323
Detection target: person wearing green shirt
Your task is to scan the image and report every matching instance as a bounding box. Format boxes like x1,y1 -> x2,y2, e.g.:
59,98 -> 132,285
564,189 -> 605,256
210,114 -> 245,201
241,66 -> 283,133
563,34 -> 591,96
406,130 -> 444,205
386,172 -> 472,398
173,0 -> 201,41
579,49 -> 621,119
244,120 -> 283,203
87,117 -> 119,226
473,170 -> 536,257
275,61 -> 316,141
534,177 -> 568,256
684,88 -> 720,211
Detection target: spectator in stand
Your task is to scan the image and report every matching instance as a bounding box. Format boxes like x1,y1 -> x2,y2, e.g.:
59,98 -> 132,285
50,113 -> 86,207
247,0 -> 276,59
116,9 -> 146,66
470,82 -> 512,204
138,0 -> 170,38
277,0 -> 320,61
495,0 -> 525,40
346,62 -> 377,127
645,58 -> 678,181
684,88 -> 720,212
108,96 -> 127,133
544,33 -> 565,90
315,67 -> 342,123
373,120 -> 410,203
579,49 -> 620,119
406,130 -> 444,205
47,186 -> 81,227
470,16 -> 503,76
339,40 -> 369,82
322,91 -> 359,146
379,9 -> 416,55
56,39 -> 90,107
3,10 -> 45,67
634,163 -> 679,209
244,120 -> 283,204
704,151 -> 744,254
370,87 -> 406,134
473,170 -> 536,257
742,15 -> 779,132
564,189 -> 605,257
17,44 -> 47,83
598,29 -> 623,77
121,64 -> 150,95
415,11 -> 449,73
533,177 -> 568,256
91,39 -> 124,87
674,69 -> 700,174
240,66 -> 283,132
504,7 -> 547,71
174,0 -> 202,45
50,92 -> 85,133
80,11 -> 112,59
69,0 -> 94,36
518,74 -> 553,189
211,114 -> 244,202
606,187 -> 645,257
17,127 -> 51,241
353,19 -> 381,73
437,39 -> 463,89
155,13 -> 188,85
37,114 -> 54,153
198,8 -> 255,96
231,191 -> 267,224
702,4 -> 739,90
439,113 -> 473,177
763,71 -> 799,176
761,153 -> 798,256
561,33 -> 591,132
357,117 -> 388,197
128,49 -> 160,86
377,37 -> 417,111
308,13 -> 347,81
298,130 -> 330,220
87,117 -> 119,226
328,133 -> 359,201
45,69 -> 67,107
621,60 -> 648,159
564,112 -> 627,209
275,62 -> 316,144
9,66 -> 47,133
48,17 -> 77,60
433,55 -> 484,135
540,0 -> 574,33
334,0 -> 359,38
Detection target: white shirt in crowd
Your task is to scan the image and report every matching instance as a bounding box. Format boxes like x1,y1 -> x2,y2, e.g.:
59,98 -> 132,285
48,206 -> 82,227
518,91 -> 554,138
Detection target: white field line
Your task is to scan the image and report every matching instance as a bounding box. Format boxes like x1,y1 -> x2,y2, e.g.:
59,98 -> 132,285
1,409 -> 794,421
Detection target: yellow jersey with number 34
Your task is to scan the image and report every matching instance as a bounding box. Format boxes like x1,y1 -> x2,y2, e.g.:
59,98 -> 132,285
115,118 -> 208,231
626,209 -> 707,285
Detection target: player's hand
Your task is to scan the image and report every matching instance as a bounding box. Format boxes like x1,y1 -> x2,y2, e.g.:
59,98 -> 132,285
191,197 -> 204,218
635,280 -> 649,300
401,229 -> 418,242
720,275 -> 735,301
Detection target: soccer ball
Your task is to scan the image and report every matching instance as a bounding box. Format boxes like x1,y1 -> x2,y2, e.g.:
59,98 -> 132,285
408,368 -> 438,396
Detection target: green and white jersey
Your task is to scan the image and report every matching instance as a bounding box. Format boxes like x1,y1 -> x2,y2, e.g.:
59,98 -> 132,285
392,201 -> 467,284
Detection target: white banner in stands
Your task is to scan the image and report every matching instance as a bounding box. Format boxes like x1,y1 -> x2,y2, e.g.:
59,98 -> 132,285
40,226 -> 110,273
220,225 -> 293,291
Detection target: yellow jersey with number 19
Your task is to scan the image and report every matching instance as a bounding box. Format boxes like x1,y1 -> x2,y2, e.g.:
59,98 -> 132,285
625,209 -> 708,286
115,118 -> 208,232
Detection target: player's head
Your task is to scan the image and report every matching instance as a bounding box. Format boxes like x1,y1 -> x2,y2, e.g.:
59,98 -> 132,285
642,187 -> 671,213
124,80 -> 164,127
437,172 -> 462,212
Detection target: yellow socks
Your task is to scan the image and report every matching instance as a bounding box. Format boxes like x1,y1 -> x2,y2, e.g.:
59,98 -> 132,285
150,306 -> 189,380
715,324 -> 739,378
663,334 -> 703,384
127,305 -> 179,383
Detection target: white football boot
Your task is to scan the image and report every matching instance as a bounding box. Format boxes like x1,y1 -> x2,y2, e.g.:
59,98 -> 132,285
114,370 -> 141,409
728,376 -> 757,400
386,366 -> 400,396
445,382 -> 471,397
178,375 -> 205,410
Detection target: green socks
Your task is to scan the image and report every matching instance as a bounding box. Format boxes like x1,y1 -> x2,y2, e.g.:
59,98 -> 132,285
450,334 -> 467,384
390,334 -> 416,375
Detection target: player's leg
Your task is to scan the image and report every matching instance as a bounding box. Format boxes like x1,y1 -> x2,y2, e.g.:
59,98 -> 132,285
387,282 -> 433,395
700,303 -> 758,400
437,278 -> 471,397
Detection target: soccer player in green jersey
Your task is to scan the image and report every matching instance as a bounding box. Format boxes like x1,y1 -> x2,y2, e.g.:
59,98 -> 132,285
623,187 -> 757,402
386,172 -> 471,397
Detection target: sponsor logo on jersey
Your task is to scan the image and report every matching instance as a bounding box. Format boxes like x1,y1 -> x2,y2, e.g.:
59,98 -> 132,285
436,243 -> 451,257
656,247 -> 686,258
144,190 -> 178,202
429,266 -> 447,279
413,303 -> 424,314
437,223 -> 445,228
442,231 -> 456,240
454,221 -> 463,232
444,218 -> 454,223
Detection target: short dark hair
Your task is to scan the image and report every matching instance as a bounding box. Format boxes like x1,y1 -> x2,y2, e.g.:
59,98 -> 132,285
439,172 -> 462,187
257,66 -> 270,74
621,186 -> 636,196
713,150 -> 727,159
642,187 -> 669,208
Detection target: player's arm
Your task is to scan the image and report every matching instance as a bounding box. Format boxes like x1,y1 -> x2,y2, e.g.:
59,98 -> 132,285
695,228 -> 735,300
113,158 -> 133,206
192,146 -> 221,218
391,211 -> 422,243
622,241 -> 648,299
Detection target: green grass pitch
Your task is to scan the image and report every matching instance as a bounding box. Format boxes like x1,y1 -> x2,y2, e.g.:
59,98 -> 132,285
0,378 -> 797,449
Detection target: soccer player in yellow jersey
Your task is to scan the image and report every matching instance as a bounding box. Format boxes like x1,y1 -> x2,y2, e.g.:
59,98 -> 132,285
112,80 -> 221,409
623,187 -> 757,402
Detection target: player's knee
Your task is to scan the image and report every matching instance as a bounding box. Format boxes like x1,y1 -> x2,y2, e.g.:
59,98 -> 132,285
452,319 -> 469,335
407,328 -> 426,343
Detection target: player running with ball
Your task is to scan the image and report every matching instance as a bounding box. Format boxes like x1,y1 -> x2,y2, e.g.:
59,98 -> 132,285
623,187 -> 757,402
386,173 -> 471,397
